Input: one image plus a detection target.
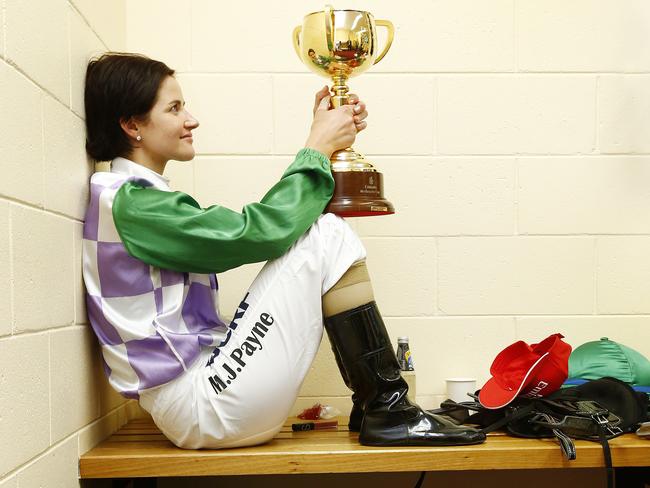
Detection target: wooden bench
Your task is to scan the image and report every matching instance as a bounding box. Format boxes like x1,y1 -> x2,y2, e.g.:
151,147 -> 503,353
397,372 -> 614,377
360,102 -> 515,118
80,417 -> 650,483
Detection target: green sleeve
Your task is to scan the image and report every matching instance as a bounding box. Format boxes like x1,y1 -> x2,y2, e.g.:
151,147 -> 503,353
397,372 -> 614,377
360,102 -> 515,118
112,148 -> 334,273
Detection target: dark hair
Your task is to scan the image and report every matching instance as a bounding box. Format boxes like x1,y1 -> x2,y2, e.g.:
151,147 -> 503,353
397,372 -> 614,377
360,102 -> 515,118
84,52 -> 175,162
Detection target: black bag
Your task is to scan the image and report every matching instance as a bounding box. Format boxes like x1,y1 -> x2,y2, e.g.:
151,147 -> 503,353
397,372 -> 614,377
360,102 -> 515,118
431,377 -> 649,488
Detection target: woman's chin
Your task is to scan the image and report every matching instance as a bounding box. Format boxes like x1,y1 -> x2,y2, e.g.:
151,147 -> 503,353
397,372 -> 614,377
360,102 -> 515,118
174,149 -> 195,162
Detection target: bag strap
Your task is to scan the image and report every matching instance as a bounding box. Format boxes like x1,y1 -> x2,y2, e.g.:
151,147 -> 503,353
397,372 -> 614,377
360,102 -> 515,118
413,472 -> 426,488
479,402 -> 537,434
534,413 -> 576,460
596,423 -> 614,488
555,428 -> 577,461
533,407 -> 615,488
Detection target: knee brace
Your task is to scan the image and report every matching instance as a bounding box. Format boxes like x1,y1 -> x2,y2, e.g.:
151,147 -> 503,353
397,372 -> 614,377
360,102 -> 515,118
323,260 -> 374,318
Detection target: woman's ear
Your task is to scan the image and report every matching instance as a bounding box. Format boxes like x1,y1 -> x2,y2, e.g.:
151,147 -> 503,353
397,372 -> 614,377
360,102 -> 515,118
119,117 -> 140,141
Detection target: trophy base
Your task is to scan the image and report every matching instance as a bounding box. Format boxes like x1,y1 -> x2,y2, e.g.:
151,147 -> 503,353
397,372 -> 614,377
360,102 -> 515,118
325,171 -> 395,217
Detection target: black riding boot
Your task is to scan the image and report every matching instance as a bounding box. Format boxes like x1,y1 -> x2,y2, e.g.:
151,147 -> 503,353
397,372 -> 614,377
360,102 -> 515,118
324,301 -> 486,446
329,340 -> 363,431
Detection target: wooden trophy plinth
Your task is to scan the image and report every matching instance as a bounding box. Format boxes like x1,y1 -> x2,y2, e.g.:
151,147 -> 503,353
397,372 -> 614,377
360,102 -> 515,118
326,170 -> 394,217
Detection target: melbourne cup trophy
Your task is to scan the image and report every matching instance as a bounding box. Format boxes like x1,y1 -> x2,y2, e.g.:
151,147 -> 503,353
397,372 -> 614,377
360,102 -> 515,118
293,6 -> 395,217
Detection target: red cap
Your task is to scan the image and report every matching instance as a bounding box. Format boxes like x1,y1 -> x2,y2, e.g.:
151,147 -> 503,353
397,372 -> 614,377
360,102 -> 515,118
478,333 -> 572,410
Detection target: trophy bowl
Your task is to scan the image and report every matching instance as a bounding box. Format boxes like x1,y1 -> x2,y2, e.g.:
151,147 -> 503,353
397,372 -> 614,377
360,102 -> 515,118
293,6 -> 395,217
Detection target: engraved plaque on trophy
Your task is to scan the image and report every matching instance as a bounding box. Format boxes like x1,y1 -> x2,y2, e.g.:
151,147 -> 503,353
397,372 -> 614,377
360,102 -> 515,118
293,6 -> 395,217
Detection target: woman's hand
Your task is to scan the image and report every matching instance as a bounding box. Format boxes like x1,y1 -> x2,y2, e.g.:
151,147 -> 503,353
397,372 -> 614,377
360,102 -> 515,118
304,86 -> 369,158
311,87 -> 368,132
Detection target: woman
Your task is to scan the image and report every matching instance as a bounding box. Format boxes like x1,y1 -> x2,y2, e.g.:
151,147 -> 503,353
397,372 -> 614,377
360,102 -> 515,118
82,52 -> 483,449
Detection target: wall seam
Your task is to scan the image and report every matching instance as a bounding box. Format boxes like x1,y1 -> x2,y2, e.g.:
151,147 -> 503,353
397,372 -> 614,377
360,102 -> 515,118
514,157 -> 520,235
1,0 -> 6,60
67,1 -> 72,110
67,1 -> 110,52
9,201 -> 14,335
594,237 -> 599,315
514,315 -> 520,339
0,196 -> 84,224
595,75 -> 601,154
3,323 -> 87,341
0,432 -> 78,483
72,223 -> 78,328
271,74 -> 278,154
48,332 -> 53,446
0,401 -> 130,481
435,237 -> 441,315
4,57 -> 70,112
40,89 -> 46,212
513,0 -> 518,72
188,0 -> 193,71
433,237 -> 439,315
77,402 -> 133,456
432,75 -> 438,155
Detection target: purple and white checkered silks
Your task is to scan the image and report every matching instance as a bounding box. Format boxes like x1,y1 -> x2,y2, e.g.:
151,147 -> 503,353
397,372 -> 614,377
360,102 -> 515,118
82,158 -> 228,399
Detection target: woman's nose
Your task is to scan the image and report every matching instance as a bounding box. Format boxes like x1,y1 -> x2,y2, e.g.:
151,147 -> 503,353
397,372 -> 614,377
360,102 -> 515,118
185,112 -> 199,129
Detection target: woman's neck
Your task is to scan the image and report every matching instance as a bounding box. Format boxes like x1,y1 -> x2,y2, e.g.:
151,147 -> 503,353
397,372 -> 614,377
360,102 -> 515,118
126,149 -> 167,175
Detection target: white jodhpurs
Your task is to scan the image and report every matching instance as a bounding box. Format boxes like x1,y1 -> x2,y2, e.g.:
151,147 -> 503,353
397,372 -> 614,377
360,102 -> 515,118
139,213 -> 366,449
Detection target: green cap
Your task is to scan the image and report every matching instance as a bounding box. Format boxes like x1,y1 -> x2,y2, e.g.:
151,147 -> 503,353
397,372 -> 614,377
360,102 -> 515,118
568,337 -> 650,387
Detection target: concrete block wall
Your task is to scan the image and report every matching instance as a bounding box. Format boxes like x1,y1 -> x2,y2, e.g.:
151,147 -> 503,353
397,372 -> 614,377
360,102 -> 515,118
0,0 -> 646,486
126,0 -> 650,417
0,0 -> 129,486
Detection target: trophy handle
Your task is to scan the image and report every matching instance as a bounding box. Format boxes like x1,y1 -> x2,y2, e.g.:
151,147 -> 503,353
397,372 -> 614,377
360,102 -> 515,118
292,26 -> 302,59
325,4 -> 335,52
374,20 -> 394,65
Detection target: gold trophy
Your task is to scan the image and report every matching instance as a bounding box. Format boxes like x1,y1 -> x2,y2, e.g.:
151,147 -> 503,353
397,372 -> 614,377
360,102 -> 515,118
293,6 -> 395,217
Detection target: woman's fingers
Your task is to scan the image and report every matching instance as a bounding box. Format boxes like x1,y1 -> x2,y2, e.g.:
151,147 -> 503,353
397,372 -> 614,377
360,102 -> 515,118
351,100 -> 368,131
353,108 -> 368,122
313,86 -> 330,116
340,100 -> 367,132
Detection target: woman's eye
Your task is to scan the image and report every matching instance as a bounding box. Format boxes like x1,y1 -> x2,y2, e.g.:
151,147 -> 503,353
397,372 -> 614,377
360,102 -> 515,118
171,104 -> 179,112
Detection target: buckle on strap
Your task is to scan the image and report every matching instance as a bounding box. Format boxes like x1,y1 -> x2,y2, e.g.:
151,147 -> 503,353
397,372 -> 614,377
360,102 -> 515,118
575,401 -> 623,436
535,413 -> 576,460
531,402 -> 623,438
591,412 -> 623,436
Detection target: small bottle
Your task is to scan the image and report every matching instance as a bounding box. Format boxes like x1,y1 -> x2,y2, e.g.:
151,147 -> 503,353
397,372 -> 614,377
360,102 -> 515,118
396,336 -> 414,371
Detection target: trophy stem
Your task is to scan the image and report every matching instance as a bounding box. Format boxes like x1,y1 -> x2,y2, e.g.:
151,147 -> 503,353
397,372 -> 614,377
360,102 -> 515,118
329,71 -> 374,172
330,71 -> 350,108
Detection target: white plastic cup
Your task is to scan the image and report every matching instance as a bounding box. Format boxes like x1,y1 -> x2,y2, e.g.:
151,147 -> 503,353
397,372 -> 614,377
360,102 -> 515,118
401,370 -> 416,401
445,377 -> 477,403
